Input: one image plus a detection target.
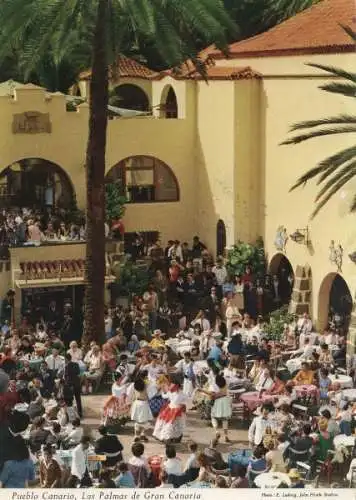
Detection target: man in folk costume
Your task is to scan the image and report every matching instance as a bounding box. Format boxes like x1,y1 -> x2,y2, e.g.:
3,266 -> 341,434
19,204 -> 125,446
173,352 -> 196,398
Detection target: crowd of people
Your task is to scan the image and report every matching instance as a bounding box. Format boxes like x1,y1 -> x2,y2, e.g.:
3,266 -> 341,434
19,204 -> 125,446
0,235 -> 354,489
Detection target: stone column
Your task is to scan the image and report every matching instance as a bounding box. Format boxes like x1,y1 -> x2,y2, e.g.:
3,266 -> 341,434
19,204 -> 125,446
289,265 -> 312,316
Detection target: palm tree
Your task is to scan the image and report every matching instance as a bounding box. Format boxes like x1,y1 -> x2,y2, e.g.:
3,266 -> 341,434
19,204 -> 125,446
264,0 -> 320,24
0,0 -> 236,345
282,27 -> 356,219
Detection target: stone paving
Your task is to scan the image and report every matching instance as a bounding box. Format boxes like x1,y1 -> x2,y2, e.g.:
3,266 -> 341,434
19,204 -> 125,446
82,394 -> 250,461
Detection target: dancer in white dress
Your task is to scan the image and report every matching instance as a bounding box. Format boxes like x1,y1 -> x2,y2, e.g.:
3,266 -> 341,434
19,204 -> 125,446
153,380 -> 187,443
130,378 -> 153,441
198,374 -> 232,442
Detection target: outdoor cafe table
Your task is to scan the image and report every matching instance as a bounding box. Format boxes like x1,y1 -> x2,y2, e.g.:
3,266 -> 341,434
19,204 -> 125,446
294,384 -> 318,397
333,434 -> 355,449
240,391 -> 276,411
341,388 -> 356,401
329,374 -> 353,389
255,472 -> 291,488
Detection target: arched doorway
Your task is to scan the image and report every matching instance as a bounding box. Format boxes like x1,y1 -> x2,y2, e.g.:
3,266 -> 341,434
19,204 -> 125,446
160,85 -> 178,118
318,273 -> 353,333
0,158 -> 75,209
216,219 -> 226,257
109,84 -> 149,111
268,253 -> 294,310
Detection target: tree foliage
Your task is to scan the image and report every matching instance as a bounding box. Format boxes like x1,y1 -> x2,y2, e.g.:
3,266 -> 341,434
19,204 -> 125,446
264,305 -> 295,341
282,27 -> 356,218
226,238 -> 266,277
105,182 -> 127,222
0,0 -> 322,91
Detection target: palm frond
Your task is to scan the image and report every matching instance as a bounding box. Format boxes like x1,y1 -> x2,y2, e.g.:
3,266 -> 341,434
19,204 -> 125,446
288,115 -> 356,131
311,164 -> 356,218
318,82 -> 356,98
306,63 -> 356,84
351,194 -> 356,212
314,162 -> 356,201
290,145 -> 356,190
341,25 -> 356,43
282,126 -> 356,145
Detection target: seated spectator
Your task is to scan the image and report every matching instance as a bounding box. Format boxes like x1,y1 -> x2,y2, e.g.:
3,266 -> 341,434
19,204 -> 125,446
247,447 -> 268,487
184,442 -> 199,472
203,437 -> 227,470
94,425 -> 123,466
286,424 -> 313,466
29,416 -> 50,454
39,444 -> 62,488
264,435 -> 286,472
231,464 -> 249,488
97,469 -> 116,488
128,441 -> 150,488
336,402 -> 352,436
46,422 -> 63,448
163,445 -> 183,476
319,344 -> 333,366
320,409 -> 339,436
115,462 -> 136,488
214,475 -> 228,488
82,345 -> 103,394
291,362 -> 315,386
158,470 -> 174,488
289,468 -> 305,488
0,436 -> 35,488
265,373 -> 285,395
62,418 -> 83,449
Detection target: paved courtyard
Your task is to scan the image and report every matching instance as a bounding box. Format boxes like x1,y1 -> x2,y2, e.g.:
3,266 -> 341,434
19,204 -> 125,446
82,394 -> 250,461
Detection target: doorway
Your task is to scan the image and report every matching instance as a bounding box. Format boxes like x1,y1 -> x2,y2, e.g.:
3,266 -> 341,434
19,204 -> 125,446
216,219 -> 226,257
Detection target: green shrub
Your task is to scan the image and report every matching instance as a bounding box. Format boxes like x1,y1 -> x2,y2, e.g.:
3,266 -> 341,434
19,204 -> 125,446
226,237 -> 266,277
264,305 -> 295,341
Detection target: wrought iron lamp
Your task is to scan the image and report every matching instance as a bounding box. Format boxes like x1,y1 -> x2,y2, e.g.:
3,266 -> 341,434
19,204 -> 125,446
290,227 -> 309,245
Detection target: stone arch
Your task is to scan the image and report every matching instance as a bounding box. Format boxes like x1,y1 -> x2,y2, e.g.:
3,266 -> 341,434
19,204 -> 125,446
160,85 -> 178,118
106,155 -> 179,203
318,272 -> 353,332
0,158 -> 76,209
268,253 -> 295,310
110,83 -> 149,111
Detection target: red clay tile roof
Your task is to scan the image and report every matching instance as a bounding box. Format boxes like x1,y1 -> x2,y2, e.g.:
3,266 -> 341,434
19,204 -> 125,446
186,66 -> 262,80
79,54 -> 158,80
210,0 -> 355,58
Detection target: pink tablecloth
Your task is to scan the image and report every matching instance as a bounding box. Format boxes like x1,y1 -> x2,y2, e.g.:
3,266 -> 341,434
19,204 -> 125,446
294,384 -> 318,397
240,391 -> 276,411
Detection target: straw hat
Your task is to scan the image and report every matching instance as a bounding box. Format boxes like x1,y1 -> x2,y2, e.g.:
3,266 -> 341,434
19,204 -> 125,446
288,469 -> 301,480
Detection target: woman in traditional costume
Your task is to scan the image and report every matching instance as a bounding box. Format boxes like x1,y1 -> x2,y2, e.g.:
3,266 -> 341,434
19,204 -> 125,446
130,378 -> 153,441
153,379 -> 187,444
102,373 -> 131,430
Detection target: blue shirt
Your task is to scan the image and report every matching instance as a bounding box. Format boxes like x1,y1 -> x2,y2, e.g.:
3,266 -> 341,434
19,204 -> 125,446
115,471 -> 136,488
0,459 -> 35,488
207,345 -> 222,362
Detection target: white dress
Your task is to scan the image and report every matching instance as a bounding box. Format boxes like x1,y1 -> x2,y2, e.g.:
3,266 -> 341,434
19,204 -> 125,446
153,390 -> 187,441
211,392 -> 232,420
130,391 -> 153,424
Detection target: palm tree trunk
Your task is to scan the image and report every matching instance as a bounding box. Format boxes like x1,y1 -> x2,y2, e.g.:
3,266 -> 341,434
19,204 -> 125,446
82,0 -> 109,347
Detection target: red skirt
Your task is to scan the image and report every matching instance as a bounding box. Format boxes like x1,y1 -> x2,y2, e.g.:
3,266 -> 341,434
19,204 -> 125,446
157,404 -> 186,423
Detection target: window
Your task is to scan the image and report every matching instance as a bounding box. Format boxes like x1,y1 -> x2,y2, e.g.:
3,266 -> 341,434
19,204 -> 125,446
106,156 -> 179,203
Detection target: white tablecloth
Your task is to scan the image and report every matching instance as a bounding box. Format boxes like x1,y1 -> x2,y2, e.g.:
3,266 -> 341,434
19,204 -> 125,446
329,374 -> 353,389
255,472 -> 291,488
334,434 -> 355,448
193,360 -> 208,375
342,389 -> 356,401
